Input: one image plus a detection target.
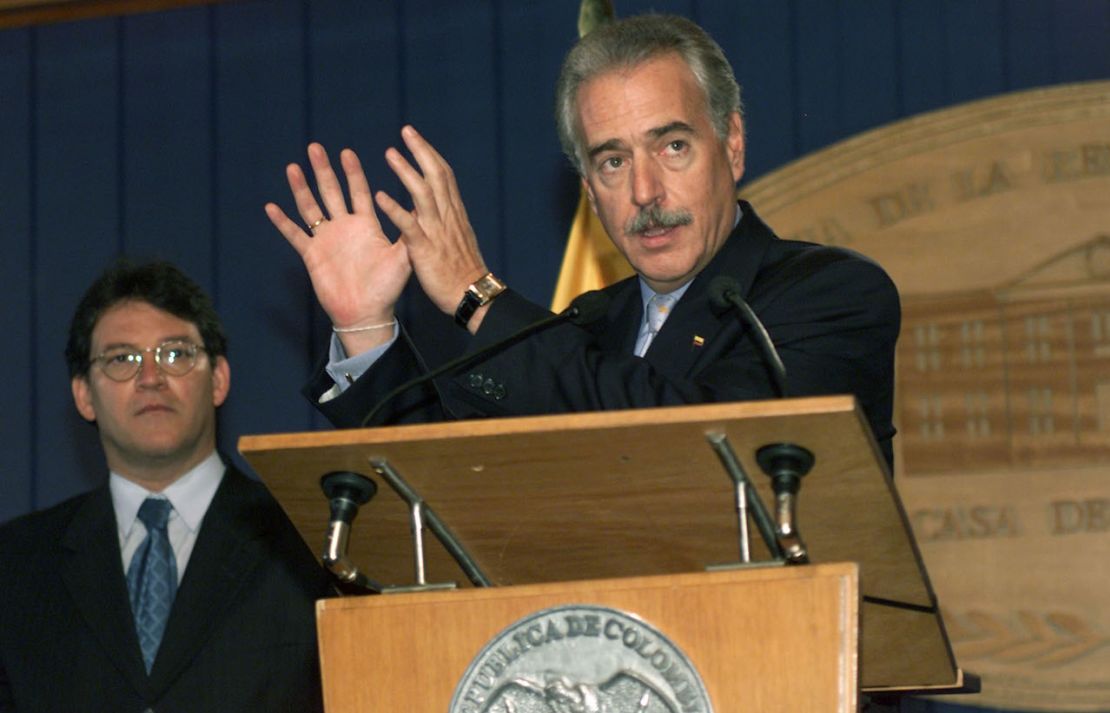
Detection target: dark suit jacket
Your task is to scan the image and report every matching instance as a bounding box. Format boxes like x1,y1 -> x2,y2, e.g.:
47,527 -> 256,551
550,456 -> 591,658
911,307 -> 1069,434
308,201 -> 900,466
0,466 -> 333,713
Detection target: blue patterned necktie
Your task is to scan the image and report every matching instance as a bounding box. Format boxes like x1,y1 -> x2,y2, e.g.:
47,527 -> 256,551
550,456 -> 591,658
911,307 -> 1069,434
127,497 -> 178,673
634,293 -> 677,357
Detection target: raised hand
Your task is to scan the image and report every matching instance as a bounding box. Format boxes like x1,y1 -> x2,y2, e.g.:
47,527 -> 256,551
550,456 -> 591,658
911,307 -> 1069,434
374,126 -> 490,317
265,143 -> 412,355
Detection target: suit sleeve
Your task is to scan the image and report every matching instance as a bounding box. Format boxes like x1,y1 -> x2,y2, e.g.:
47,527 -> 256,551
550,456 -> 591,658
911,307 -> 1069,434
0,661 -> 12,712
304,323 -> 454,427
0,522 -> 18,713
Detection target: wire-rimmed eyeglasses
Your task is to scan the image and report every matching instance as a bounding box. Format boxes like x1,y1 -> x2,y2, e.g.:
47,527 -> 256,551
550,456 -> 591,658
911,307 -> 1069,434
90,340 -> 207,382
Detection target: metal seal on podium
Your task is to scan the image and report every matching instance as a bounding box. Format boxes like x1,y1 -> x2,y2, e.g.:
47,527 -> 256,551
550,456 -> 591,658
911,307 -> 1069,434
449,604 -> 714,713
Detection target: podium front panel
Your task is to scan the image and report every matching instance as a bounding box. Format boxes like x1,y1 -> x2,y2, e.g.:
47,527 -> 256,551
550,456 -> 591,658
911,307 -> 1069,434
316,565 -> 859,713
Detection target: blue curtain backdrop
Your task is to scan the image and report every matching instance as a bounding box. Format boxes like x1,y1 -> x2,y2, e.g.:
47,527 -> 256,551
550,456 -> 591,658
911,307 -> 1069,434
1,3 -> 1107,708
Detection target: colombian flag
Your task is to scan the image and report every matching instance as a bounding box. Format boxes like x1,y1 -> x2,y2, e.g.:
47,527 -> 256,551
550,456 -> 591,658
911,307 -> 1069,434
550,192 -> 633,312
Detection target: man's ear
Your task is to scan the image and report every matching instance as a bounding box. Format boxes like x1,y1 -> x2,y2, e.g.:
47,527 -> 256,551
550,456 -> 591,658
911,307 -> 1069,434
726,111 -> 746,183
210,355 -> 231,408
581,177 -> 598,214
71,376 -> 96,423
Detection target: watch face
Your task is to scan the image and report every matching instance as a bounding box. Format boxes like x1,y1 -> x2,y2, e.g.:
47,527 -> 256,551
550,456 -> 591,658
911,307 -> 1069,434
457,274 -> 507,327
473,274 -> 506,303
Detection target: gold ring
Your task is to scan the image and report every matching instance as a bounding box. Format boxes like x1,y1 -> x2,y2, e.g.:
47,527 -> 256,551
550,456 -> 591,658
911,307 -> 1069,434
307,217 -> 326,234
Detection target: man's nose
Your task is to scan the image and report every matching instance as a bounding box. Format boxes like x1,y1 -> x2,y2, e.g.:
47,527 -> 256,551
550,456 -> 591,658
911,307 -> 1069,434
135,354 -> 166,386
631,158 -> 664,207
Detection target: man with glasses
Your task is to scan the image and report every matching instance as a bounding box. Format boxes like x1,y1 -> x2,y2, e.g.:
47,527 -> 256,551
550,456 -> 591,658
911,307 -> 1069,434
0,261 -> 332,713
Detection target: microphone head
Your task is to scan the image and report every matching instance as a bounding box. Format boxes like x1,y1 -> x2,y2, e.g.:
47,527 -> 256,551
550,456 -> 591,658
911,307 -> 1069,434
320,471 -> 377,504
708,276 -> 741,313
321,471 -> 377,524
566,290 -> 611,326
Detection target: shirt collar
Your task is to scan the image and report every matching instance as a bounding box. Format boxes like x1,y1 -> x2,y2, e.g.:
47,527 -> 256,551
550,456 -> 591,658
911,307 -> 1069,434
110,451 -> 226,537
637,277 -> 694,311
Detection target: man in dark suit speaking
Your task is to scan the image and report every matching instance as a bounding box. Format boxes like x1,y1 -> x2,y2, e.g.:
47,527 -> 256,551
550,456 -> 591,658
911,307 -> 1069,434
265,14 -> 900,466
0,261 -> 332,713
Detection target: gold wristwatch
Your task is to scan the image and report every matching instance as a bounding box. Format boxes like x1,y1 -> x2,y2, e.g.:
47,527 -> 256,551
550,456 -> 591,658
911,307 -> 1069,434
454,272 -> 507,328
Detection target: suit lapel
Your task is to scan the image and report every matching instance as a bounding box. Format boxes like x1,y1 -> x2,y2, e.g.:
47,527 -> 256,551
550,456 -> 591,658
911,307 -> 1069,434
60,488 -> 151,693
147,468 -> 268,691
646,203 -> 775,377
597,277 -> 643,355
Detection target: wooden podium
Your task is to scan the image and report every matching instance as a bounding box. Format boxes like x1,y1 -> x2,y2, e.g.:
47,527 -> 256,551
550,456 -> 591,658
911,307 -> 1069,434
240,396 -> 965,711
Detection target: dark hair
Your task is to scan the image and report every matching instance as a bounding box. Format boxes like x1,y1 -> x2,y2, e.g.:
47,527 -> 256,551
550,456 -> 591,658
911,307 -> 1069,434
554,14 -> 743,174
66,260 -> 228,378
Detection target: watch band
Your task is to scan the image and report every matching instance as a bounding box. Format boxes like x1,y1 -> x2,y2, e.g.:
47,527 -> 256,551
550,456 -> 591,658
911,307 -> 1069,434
454,272 -> 506,328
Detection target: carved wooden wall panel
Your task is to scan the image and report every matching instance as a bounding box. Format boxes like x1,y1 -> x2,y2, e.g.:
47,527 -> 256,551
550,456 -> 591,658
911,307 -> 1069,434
741,81 -> 1110,712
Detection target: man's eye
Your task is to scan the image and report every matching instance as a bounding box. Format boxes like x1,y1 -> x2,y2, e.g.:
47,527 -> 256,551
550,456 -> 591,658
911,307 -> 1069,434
106,352 -> 137,365
666,140 -> 688,154
600,156 -> 623,171
162,344 -> 192,362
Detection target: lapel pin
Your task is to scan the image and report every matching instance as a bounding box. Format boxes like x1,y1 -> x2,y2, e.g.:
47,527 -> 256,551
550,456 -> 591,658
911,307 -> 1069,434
692,335 -> 705,348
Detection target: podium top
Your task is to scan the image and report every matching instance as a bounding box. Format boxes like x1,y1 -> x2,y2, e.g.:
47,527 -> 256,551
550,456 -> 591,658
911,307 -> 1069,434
242,396 -> 925,602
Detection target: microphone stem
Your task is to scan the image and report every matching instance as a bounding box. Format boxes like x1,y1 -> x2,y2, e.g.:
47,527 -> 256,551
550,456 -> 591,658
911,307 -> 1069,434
730,296 -> 787,397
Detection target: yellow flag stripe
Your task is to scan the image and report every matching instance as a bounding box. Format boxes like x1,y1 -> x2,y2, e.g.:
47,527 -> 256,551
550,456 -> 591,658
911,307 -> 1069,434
550,191 -> 634,312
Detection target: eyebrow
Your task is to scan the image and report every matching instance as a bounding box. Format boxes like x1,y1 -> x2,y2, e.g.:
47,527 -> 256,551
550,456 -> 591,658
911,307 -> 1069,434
586,121 -> 699,160
96,336 -> 197,351
586,138 -> 627,161
648,120 -> 697,139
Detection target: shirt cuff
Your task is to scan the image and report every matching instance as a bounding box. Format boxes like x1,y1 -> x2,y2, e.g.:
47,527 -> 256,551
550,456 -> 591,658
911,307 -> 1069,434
320,323 -> 399,403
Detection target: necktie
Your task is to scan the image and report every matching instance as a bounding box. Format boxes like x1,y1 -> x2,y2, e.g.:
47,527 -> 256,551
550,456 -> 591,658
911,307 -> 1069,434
127,497 -> 178,672
635,293 -> 677,357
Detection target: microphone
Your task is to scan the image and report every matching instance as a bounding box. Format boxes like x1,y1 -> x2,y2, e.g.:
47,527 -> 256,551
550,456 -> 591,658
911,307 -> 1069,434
319,471 -> 383,592
756,444 -> 814,564
708,276 -> 787,397
710,276 -> 812,564
359,290 -> 611,427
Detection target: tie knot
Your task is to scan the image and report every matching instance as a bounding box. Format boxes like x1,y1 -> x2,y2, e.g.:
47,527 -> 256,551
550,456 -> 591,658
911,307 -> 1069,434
647,293 -> 677,334
136,498 -> 172,531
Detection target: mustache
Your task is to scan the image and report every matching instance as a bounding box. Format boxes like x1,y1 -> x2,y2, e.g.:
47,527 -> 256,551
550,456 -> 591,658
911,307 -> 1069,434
625,205 -> 693,235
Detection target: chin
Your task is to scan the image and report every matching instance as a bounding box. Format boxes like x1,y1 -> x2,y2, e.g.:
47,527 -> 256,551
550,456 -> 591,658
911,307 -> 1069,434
133,442 -> 190,461
638,260 -> 697,287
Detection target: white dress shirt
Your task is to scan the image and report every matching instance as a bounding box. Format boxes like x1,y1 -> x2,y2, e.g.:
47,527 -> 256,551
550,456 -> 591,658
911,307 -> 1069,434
111,451 -> 226,583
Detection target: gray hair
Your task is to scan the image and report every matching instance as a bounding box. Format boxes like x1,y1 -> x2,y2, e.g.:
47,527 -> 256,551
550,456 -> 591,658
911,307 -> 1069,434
554,14 -> 743,174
